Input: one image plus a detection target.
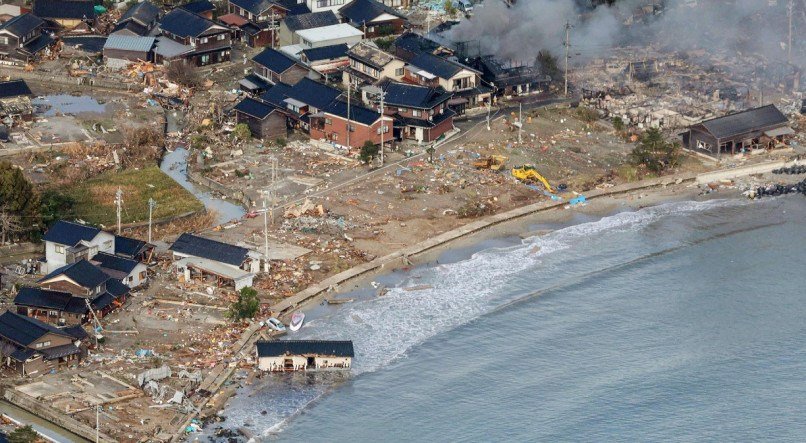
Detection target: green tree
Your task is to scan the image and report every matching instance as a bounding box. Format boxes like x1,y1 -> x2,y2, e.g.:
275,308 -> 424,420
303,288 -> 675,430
40,189 -> 75,229
227,286 -> 260,320
0,161 -> 39,240
629,128 -> 681,174
8,425 -> 39,443
444,0 -> 457,16
612,116 -> 625,132
359,141 -> 379,163
232,123 -> 252,141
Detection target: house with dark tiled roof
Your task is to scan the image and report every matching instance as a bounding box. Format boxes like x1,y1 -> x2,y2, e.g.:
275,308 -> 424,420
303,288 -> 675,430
91,252 -> 148,288
232,96 -> 288,140
370,81 -> 454,143
226,0 -> 299,47
0,13 -> 55,64
393,32 -> 453,62
278,10 -> 338,46
338,0 -> 406,38
180,0 -> 216,19
157,7 -> 231,66
41,220 -> 115,274
170,233 -> 262,290
32,0 -> 96,31
252,47 -> 310,85
299,43 -> 349,81
682,104 -> 793,157
309,98 -> 392,149
111,0 -> 161,37
0,310 -> 88,376
254,77 -> 342,131
114,235 -> 153,262
403,52 -> 492,113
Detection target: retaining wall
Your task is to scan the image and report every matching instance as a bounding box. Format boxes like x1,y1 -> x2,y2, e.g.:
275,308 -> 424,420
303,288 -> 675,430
3,389 -> 115,443
696,159 -> 801,184
187,170 -> 253,209
0,67 -> 139,92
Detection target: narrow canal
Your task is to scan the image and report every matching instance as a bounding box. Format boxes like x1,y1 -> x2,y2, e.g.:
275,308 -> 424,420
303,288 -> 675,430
0,400 -> 91,442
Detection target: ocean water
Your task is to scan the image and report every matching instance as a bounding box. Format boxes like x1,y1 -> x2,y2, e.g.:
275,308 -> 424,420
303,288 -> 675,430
210,196 -> 806,442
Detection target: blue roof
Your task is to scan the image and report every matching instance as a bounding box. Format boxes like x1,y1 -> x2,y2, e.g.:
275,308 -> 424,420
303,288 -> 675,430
40,260 -> 110,289
301,43 -> 349,62
42,220 -> 102,246
260,82 -> 294,107
256,340 -> 354,357
322,100 -> 381,126
252,47 -> 301,74
234,97 -> 278,119
229,0 -> 282,15
106,279 -> 130,297
0,311 -> 73,347
170,233 -> 250,266
282,10 -> 339,32
115,235 -> 148,258
0,13 -> 43,37
286,78 -> 341,110
382,82 -> 452,109
408,52 -> 477,80
160,8 -> 223,38
339,0 -> 403,24
119,1 -> 160,26
180,0 -> 216,14
91,292 -> 115,310
92,252 -> 140,274
0,79 -> 33,99
14,287 -> 89,314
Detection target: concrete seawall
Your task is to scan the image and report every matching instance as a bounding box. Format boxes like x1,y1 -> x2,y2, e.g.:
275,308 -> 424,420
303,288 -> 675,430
696,159 -> 800,184
3,389 -> 114,443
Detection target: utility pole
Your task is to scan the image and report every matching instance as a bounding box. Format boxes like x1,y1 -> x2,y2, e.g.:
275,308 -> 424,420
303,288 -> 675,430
96,405 -> 100,443
147,198 -> 156,244
261,190 -> 269,273
379,90 -> 385,164
564,21 -> 572,97
114,187 -> 123,235
346,80 -> 351,148
270,9 -> 277,49
486,99 -> 491,131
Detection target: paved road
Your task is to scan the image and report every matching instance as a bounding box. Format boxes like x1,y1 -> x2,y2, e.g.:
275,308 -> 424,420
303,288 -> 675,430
206,95 -> 572,237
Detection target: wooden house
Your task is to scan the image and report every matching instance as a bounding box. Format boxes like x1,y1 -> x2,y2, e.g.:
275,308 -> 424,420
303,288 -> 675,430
342,42 -> 405,89
256,340 -> 354,371
338,0 -> 407,38
0,79 -> 34,122
371,81 -> 454,143
233,97 -> 288,140
32,0 -> 96,31
682,105 -> 793,157
252,47 -> 310,85
169,233 -> 261,290
278,10 -> 339,46
0,13 -> 54,64
309,99 -> 391,149
111,0 -> 161,37
157,8 -> 231,66
0,311 -> 87,376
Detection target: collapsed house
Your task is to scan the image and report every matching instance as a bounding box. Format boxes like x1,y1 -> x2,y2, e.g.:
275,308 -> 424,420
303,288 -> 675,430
0,311 -> 88,376
342,42 -> 405,89
32,0 -> 97,32
111,0 -> 161,37
298,43 -> 350,82
0,79 -> 34,124
169,233 -> 262,290
469,56 -> 550,98
256,340 -> 354,371
681,104 -> 793,157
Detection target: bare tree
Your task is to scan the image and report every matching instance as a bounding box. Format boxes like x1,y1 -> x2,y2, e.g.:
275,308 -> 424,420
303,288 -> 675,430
0,207 -> 22,245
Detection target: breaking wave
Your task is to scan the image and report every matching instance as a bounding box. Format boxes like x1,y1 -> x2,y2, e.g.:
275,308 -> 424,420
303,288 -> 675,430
219,198 -> 748,439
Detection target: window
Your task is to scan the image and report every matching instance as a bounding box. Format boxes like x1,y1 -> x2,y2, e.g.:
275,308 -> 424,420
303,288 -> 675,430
55,245 -> 65,254
325,118 -> 332,125
200,37 -> 208,44
103,240 -> 113,250
412,109 -> 422,117
0,37 -> 8,45
218,34 -> 226,41
201,54 -> 210,64
395,68 -> 404,76
347,124 -> 355,132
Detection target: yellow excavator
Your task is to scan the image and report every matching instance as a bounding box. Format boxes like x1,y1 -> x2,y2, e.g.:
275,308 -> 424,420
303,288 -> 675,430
512,165 -> 554,193
473,155 -> 508,171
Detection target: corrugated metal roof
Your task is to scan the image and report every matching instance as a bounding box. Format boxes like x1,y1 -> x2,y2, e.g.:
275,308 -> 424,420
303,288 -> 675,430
295,24 -> 363,43
699,104 -> 789,139
103,34 -> 156,52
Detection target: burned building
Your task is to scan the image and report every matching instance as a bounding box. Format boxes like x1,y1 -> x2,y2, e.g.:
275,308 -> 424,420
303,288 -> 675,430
682,104 -> 793,157
469,56 -> 550,98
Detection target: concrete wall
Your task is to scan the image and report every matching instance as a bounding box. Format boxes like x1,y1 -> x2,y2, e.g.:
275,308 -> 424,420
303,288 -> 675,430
3,389 -> 115,443
695,159 -> 799,184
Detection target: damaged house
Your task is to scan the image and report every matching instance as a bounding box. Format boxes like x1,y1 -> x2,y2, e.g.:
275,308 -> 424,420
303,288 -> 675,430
256,340 -> 354,371
0,13 -> 56,64
251,47 -> 310,85
260,77 -> 343,131
0,311 -> 87,376
470,56 -> 550,98
682,104 -> 793,157
32,0 -> 96,32
111,0 -> 161,37
0,79 -> 34,123
342,42 -> 405,89
299,43 -> 350,82
225,0 -> 304,47
170,233 -> 262,290
403,52 -> 492,113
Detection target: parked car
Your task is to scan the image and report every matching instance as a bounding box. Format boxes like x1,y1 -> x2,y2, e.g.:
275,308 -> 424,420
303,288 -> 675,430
266,317 -> 286,331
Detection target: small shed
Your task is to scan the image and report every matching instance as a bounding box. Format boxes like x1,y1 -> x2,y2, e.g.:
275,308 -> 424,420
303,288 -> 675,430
256,340 -> 354,372
103,35 -> 156,69
233,97 -> 288,140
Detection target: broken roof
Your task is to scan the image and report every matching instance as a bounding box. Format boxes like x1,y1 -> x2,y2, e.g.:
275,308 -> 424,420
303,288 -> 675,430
348,42 -> 398,69
393,32 -> 448,60
0,311 -> 73,347
170,233 -> 250,266
0,13 -> 44,37
42,220 -> 102,246
339,0 -> 404,25
301,43 -> 349,62
32,0 -> 95,20
92,252 -> 141,275
159,8 -> 225,38
283,11 -> 339,32
408,52 -> 476,80
256,340 -> 355,357
14,287 -> 89,314
696,104 -> 789,139
115,235 -> 149,258
119,0 -> 160,26
0,79 -> 33,99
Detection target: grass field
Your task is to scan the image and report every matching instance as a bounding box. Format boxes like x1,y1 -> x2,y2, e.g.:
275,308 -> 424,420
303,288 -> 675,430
67,166 -> 204,226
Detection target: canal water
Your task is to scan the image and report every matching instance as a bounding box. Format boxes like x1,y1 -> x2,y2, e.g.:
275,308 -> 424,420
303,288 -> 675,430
0,400 -> 90,442
32,95 -> 107,116
210,196 -> 806,442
